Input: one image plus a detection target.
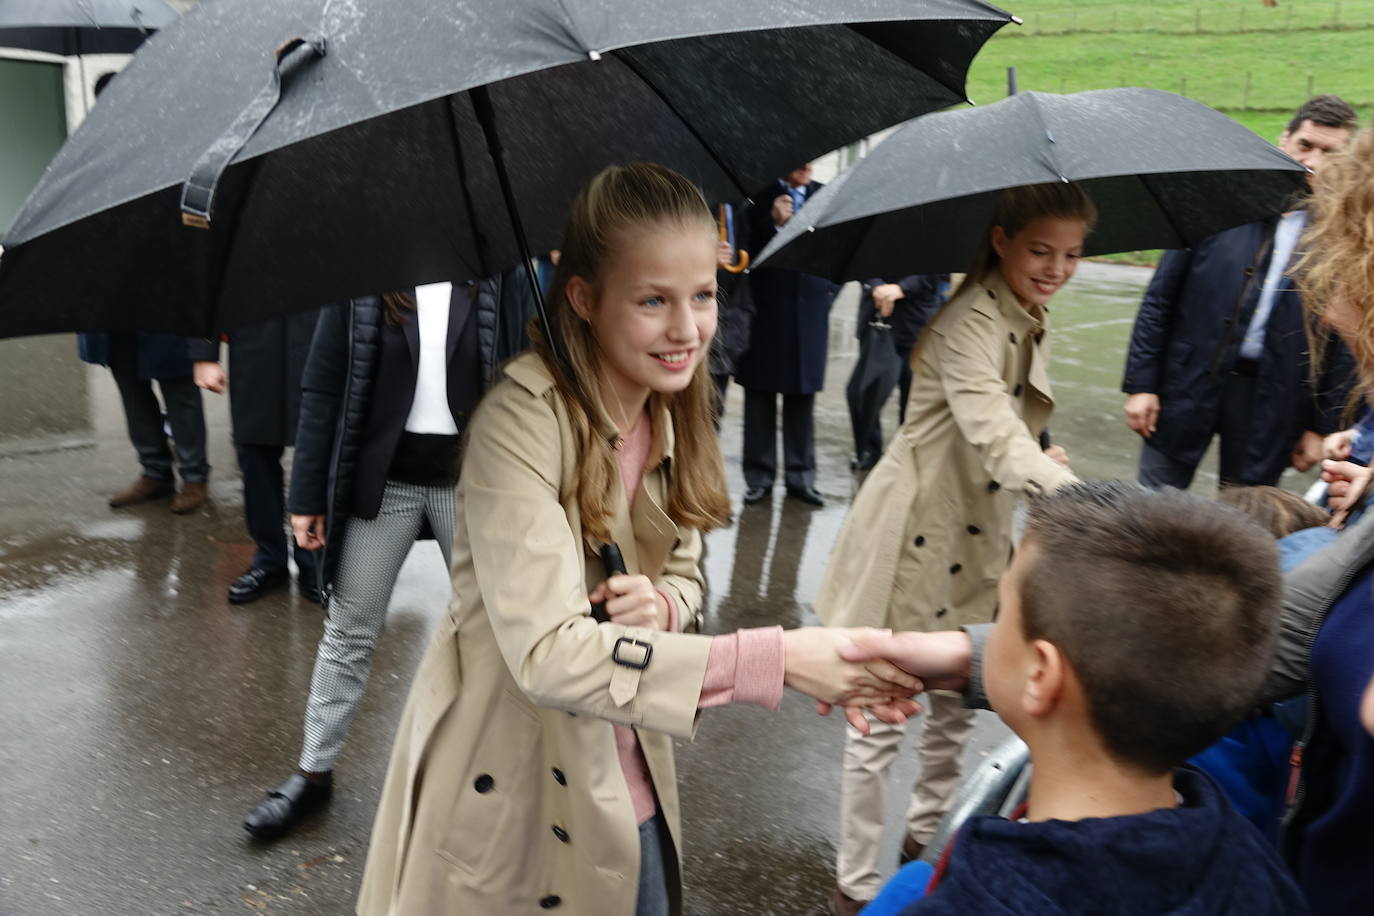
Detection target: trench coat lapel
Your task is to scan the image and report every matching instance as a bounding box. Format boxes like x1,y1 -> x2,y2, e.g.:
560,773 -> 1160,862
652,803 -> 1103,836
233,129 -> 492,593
401,294 -> 420,366
590,397 -> 678,580
986,272 -> 1054,407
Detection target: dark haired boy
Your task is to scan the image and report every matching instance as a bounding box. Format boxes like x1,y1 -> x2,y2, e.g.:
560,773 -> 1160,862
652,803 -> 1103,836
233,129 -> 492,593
847,482 -> 1307,914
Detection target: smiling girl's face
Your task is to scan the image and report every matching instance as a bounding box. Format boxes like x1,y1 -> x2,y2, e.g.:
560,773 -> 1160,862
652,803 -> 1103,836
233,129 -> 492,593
568,220 -> 718,405
992,215 -> 1088,311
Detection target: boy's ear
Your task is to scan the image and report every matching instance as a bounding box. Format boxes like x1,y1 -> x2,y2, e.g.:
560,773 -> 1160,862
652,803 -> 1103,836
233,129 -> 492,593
1021,639 -> 1066,718
566,275 -> 594,322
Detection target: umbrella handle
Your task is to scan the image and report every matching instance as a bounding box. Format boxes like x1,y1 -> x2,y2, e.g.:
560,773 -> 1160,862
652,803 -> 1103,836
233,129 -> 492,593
716,204 -> 750,274
180,35 -> 327,229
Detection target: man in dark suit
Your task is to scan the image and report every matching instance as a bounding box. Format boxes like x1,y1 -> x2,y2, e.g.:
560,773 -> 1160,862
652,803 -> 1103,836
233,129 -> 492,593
1122,96 -> 1357,488
735,163 -> 838,506
192,310 -> 322,603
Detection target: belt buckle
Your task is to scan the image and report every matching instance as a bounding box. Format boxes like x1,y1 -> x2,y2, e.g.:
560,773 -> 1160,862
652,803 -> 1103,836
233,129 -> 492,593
612,636 -> 652,670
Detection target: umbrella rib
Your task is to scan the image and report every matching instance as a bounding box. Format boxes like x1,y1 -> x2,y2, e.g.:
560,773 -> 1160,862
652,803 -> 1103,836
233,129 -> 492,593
611,51 -> 749,199
1134,172 -> 1190,250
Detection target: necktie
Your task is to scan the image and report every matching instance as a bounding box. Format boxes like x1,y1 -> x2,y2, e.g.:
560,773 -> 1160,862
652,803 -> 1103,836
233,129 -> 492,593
789,187 -> 805,213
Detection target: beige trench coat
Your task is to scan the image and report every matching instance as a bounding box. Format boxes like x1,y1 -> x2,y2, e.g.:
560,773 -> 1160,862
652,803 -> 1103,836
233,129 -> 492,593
357,352 -> 716,916
816,272 -> 1077,633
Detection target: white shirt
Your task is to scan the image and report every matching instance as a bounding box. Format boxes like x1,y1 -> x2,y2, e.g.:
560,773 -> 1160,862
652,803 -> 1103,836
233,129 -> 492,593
1239,211 -> 1307,361
403,282 -> 459,435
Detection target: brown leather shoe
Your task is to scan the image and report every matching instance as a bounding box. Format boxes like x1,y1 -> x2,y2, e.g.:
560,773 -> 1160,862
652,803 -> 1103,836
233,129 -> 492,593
109,475 -> 175,508
830,886 -> 870,916
899,834 -> 926,866
170,481 -> 208,514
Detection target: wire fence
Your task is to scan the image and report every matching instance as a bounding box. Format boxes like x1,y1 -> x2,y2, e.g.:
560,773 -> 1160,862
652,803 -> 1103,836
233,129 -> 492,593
1014,71 -> 1372,113
1004,1 -> 1374,37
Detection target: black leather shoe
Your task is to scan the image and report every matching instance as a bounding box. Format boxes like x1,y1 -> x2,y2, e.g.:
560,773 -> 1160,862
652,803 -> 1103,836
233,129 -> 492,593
743,486 -> 770,504
786,486 -> 825,507
298,578 -> 323,605
243,772 -> 333,841
228,567 -> 289,604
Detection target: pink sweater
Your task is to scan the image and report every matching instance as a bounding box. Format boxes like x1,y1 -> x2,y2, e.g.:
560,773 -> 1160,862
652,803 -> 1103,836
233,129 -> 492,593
612,413 -> 784,823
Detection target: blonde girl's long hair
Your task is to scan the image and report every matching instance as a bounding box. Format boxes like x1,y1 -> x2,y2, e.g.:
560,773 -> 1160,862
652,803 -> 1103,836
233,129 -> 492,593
1296,124 -> 1374,385
529,162 -> 731,543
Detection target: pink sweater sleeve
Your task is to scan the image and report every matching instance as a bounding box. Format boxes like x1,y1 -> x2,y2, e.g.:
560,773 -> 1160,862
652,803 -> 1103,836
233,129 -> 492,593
699,626 -> 785,710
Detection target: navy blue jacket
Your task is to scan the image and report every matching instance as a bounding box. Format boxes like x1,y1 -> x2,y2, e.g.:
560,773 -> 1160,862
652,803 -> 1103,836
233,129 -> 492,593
904,768 -> 1307,916
735,180 -> 839,395
1122,219 -> 1351,483
77,331 -> 195,381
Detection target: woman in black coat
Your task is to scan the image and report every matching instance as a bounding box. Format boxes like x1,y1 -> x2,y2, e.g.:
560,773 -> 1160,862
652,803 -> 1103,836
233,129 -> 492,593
241,271 -> 533,841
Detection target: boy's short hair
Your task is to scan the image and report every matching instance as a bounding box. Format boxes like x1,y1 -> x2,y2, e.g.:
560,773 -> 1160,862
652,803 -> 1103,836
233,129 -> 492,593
1287,94 -> 1358,134
1215,485 -> 1330,538
1018,481 -> 1282,775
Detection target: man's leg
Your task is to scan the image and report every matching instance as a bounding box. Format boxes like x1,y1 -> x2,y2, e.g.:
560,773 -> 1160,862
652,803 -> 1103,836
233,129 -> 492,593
236,443 -> 289,573
1136,441 -> 1198,490
905,691 -> 978,848
110,366 -> 175,482
158,374 -> 210,484
837,719 -> 909,902
742,387 -> 778,492
781,392 -> 818,492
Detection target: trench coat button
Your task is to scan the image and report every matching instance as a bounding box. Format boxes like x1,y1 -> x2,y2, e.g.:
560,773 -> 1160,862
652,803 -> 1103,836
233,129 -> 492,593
1013,383 -> 1023,396
967,525 -> 981,535
552,825 -> 571,843
474,774 -> 494,793
988,481 -> 1001,492
987,289 -> 995,299
914,536 -> 925,547
552,767 -> 567,786
950,563 -> 962,574
540,895 -> 562,908
1009,332 -> 1018,344
936,608 -> 948,618
673,537 -> 681,551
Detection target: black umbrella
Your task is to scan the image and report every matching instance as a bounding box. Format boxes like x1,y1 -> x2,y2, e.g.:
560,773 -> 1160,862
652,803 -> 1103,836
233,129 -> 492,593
752,88 -> 1309,280
0,0 -> 1015,341
0,0 -> 178,55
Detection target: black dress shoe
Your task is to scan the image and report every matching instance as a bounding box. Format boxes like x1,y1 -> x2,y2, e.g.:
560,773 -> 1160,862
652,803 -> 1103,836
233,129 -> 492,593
228,567 -> 289,604
298,578 -> 324,605
243,772 -> 333,841
743,486 -> 770,504
786,486 -> 825,507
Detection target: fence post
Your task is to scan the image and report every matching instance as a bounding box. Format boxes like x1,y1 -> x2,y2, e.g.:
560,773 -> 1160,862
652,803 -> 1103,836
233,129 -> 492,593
1239,6 -> 1246,31
1111,10 -> 1118,32
1059,76 -> 1066,94
1243,71 -> 1252,108
1196,7 -> 1202,33
1334,1 -> 1341,29
1180,76 -> 1187,97
1308,73 -> 1315,97
1007,66 -> 1019,97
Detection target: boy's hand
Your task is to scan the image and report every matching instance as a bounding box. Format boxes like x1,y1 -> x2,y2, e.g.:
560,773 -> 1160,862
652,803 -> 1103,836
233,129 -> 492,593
782,627 -> 923,707
817,697 -> 925,735
836,630 -> 974,692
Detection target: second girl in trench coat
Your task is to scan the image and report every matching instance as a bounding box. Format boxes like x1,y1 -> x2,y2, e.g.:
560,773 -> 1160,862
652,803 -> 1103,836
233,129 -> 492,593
818,182 -> 1096,911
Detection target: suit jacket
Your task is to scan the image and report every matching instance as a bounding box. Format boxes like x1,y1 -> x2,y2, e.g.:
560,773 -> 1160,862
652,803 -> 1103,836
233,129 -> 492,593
1122,219 -> 1352,482
734,180 -> 839,394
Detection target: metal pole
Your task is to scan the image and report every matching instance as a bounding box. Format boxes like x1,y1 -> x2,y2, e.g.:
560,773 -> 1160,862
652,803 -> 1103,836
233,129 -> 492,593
469,84 -> 563,368
1007,66 -> 1018,96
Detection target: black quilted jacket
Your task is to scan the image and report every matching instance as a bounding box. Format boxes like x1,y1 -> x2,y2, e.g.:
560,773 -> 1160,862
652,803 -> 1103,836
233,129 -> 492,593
287,297 -> 384,591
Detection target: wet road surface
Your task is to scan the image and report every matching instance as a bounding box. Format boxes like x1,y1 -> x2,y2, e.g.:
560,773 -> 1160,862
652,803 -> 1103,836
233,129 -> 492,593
0,262 -> 1317,914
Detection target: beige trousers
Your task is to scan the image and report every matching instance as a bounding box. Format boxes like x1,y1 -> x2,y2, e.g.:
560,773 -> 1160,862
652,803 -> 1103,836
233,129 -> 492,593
835,691 -> 978,899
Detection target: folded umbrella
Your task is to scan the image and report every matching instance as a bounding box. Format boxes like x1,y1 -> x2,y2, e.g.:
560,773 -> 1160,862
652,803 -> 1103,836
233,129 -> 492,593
0,0 -> 1015,340
753,88 -> 1309,281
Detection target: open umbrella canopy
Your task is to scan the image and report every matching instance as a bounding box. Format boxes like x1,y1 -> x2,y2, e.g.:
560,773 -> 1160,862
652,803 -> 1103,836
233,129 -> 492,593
0,0 -> 178,54
753,88 -> 1309,281
0,0 -> 1014,339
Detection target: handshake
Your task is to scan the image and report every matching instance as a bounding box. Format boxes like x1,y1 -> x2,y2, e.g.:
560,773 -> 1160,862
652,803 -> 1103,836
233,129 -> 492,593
782,628 -> 973,733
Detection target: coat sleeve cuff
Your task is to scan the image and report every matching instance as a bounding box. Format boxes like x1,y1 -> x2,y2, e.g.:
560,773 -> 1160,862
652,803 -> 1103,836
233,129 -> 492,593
960,624 -> 993,711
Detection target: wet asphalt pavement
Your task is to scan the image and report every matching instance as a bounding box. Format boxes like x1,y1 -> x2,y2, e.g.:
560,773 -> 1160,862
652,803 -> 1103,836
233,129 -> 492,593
3,262 -> 1285,915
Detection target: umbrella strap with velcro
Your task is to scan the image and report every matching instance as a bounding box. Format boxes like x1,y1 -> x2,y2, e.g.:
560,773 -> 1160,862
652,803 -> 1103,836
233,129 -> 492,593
180,35 -> 326,228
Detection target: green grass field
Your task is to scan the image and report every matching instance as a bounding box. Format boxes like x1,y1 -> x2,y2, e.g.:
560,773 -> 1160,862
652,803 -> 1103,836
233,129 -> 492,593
964,0 -> 1374,138
954,1 -> 1374,264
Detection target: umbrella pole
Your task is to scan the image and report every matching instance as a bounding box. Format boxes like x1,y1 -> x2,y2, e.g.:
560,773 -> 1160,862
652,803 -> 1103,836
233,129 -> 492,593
469,85 -> 563,369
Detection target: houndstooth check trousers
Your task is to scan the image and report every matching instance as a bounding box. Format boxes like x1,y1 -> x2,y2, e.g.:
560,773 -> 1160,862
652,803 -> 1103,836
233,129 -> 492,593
297,480 -> 455,773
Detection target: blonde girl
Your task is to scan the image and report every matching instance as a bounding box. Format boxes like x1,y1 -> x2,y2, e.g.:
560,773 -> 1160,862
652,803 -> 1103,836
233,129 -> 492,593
358,163 -> 919,916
